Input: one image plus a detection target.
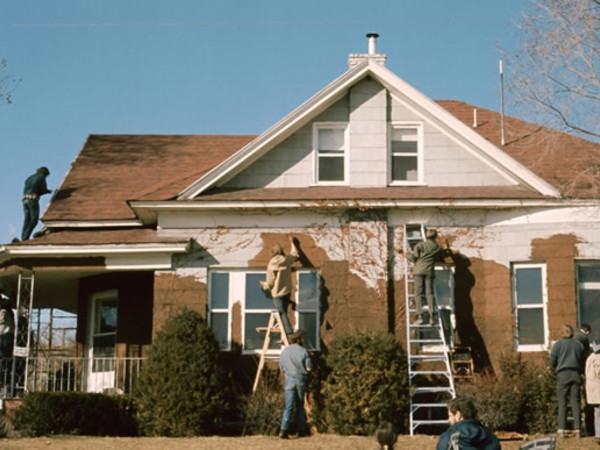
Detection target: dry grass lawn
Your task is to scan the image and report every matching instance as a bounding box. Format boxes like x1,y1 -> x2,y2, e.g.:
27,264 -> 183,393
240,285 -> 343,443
0,433 -> 594,449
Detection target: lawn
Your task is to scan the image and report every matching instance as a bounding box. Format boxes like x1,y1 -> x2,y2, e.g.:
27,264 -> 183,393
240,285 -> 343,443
0,433 -> 593,449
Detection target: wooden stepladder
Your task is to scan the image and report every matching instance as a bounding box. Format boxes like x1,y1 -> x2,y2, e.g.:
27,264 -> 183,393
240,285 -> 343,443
252,310 -> 289,392
404,224 -> 456,436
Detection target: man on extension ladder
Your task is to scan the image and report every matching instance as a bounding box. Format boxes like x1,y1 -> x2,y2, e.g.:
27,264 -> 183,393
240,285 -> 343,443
406,229 -> 452,325
260,235 -> 299,336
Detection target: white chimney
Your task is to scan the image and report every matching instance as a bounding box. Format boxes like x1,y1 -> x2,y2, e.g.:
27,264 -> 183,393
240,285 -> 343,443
348,32 -> 387,68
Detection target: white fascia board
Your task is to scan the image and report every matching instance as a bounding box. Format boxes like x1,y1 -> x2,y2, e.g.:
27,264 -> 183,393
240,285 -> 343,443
3,242 -> 190,257
366,62 -> 561,198
177,61 -> 373,200
131,198 -> 598,213
44,220 -> 144,229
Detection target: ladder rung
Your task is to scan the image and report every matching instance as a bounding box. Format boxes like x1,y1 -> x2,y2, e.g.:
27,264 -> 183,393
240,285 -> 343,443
256,327 -> 284,333
410,339 -> 445,344
413,419 -> 450,426
410,354 -> 448,361
410,370 -> 451,376
414,387 -> 455,394
412,402 -> 449,409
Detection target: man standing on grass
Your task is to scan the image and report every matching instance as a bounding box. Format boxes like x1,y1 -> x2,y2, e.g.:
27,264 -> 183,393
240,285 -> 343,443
551,324 -> 586,438
278,331 -> 312,439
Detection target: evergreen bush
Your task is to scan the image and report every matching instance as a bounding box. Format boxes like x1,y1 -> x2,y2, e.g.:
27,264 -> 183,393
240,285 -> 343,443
318,331 -> 409,435
13,392 -> 137,437
134,308 -> 232,436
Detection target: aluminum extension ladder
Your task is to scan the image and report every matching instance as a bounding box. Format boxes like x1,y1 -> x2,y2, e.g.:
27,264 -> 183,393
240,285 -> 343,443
252,310 -> 289,392
404,224 -> 455,435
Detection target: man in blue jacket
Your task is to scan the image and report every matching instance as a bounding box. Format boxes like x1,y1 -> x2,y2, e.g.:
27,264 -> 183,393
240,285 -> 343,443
20,166 -> 52,241
436,396 -> 500,450
278,330 -> 312,439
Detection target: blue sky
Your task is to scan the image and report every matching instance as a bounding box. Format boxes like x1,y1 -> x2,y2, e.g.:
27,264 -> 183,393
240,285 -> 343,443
0,0 -> 527,243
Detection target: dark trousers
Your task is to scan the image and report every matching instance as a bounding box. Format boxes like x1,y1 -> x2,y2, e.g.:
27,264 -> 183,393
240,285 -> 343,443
557,369 -> 582,431
414,274 -> 435,315
21,198 -> 40,240
273,294 -> 293,335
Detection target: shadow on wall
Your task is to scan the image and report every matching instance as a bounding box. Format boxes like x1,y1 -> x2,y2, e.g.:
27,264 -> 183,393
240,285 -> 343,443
451,252 -> 494,375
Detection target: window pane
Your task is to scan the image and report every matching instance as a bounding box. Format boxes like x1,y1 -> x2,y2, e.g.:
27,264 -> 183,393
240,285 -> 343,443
98,300 -> 117,333
391,141 -> 417,154
579,289 -> 600,338
392,128 -> 417,143
245,313 -> 279,350
298,272 -> 318,311
245,273 -> 272,310
516,268 -> 543,305
517,308 -> 544,345
578,265 -> 600,283
392,155 -> 418,181
318,128 -> 344,151
210,273 -> 229,309
434,271 -> 453,308
319,157 -> 344,181
298,312 -> 317,350
210,313 -> 228,350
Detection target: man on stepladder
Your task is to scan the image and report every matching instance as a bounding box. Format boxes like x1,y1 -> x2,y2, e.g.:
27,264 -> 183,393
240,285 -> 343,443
405,228 -> 451,325
260,235 -> 299,336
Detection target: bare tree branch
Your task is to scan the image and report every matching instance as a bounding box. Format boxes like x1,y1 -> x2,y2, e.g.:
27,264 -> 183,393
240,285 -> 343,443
504,0 -> 600,141
0,57 -> 21,105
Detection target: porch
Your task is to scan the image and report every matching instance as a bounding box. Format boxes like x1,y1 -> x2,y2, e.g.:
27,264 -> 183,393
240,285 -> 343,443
0,356 -> 144,399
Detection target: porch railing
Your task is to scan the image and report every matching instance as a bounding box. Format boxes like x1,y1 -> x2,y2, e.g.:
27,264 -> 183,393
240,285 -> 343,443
0,356 -> 145,399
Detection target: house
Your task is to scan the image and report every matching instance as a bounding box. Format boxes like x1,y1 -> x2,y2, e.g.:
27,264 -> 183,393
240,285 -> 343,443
1,33 -> 600,395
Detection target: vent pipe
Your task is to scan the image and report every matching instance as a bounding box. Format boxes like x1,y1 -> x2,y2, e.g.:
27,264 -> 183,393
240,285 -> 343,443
367,32 -> 379,55
499,60 -> 506,146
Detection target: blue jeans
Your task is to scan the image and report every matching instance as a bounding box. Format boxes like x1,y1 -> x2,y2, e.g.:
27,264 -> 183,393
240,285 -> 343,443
557,369 -> 581,430
273,294 -> 293,335
281,376 -> 307,433
21,198 -> 40,240
414,274 -> 435,315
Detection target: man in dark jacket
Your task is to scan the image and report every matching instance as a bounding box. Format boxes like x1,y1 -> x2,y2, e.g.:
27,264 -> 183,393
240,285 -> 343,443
20,166 -> 51,241
551,324 -> 586,438
406,228 -> 451,325
436,396 -> 500,450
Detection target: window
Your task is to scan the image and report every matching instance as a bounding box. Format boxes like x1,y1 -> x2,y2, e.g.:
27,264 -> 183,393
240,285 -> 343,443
576,261 -> 600,335
208,270 -> 320,353
314,123 -> 348,184
389,124 -> 422,183
512,263 -> 548,351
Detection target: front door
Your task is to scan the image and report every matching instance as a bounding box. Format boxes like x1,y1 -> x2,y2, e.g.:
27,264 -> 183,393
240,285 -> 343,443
85,290 -> 117,392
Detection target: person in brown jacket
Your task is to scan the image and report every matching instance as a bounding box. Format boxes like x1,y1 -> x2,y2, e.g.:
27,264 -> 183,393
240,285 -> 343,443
260,236 -> 299,335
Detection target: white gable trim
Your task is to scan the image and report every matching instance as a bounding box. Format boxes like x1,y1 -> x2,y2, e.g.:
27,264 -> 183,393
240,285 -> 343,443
179,59 -> 560,199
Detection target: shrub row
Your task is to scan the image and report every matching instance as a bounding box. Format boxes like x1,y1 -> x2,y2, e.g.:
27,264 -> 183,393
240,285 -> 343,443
13,392 -> 137,437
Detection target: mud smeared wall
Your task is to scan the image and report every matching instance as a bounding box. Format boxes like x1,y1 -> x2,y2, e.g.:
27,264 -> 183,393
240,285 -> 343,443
153,271 -> 207,336
531,234 -> 579,341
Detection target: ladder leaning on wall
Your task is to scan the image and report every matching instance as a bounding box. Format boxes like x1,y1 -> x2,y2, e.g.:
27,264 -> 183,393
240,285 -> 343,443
403,224 -> 456,436
252,310 -> 290,392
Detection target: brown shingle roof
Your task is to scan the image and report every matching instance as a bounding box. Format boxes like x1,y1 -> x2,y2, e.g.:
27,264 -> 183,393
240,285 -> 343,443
15,229 -> 189,246
43,103 -> 600,225
43,135 -> 255,222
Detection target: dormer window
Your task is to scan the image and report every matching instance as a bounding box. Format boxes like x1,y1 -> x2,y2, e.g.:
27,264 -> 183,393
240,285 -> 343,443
314,123 -> 348,184
389,123 -> 423,184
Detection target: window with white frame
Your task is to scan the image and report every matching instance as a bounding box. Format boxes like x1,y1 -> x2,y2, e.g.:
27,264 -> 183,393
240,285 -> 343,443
314,123 -> 348,184
576,261 -> 600,335
512,263 -> 548,351
208,269 -> 320,353
389,124 -> 421,183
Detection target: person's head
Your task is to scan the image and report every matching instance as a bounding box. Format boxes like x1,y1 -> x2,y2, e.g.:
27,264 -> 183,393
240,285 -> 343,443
426,229 -> 438,240
560,324 -> 573,339
581,323 -> 591,335
447,397 -> 477,425
591,339 -> 600,354
271,244 -> 284,257
289,331 -> 304,345
375,421 -> 396,450
37,166 -> 50,176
